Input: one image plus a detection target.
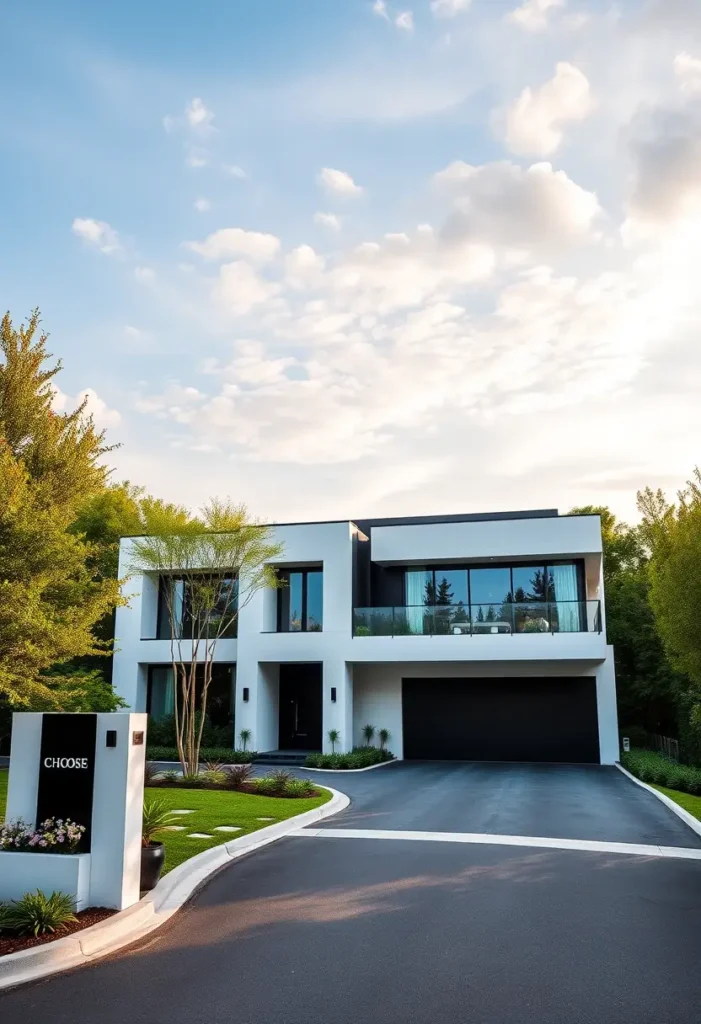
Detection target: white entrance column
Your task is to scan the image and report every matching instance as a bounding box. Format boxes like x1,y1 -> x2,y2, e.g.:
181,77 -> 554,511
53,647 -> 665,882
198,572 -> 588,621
595,649 -> 620,765
323,660 -> 353,753
234,658 -> 280,754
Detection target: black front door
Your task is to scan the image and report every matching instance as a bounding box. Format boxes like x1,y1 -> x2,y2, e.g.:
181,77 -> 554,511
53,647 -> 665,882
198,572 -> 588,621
278,664 -> 323,751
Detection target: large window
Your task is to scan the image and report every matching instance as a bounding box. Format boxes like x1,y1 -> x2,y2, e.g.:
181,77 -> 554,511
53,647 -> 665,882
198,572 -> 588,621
157,575 -> 238,640
277,569 -> 323,632
403,562 -> 583,633
147,664 -> 234,730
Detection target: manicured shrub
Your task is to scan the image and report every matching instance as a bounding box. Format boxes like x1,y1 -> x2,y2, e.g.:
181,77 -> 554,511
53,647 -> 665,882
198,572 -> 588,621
621,748 -> 701,794
286,778 -> 316,797
223,764 -> 255,790
304,747 -> 395,770
2,891 -> 77,937
145,746 -> 256,764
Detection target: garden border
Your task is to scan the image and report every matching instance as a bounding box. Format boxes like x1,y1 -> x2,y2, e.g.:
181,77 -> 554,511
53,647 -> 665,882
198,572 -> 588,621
301,759 -> 397,773
0,785 -> 349,993
615,763 -> 701,839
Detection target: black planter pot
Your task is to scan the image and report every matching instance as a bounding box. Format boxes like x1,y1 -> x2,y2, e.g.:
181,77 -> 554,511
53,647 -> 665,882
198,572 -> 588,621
140,842 -> 165,891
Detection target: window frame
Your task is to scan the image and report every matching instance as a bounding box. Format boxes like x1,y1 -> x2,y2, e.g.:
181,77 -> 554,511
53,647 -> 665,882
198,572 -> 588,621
277,567 -> 324,633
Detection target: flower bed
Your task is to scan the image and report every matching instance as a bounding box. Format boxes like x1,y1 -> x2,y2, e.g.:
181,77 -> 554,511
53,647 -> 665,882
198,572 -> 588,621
149,766 -> 322,798
0,818 -> 85,853
0,906 -> 115,957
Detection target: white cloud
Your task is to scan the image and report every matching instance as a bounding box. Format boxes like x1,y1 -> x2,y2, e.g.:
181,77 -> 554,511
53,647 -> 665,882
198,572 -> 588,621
674,52 -> 701,94
508,0 -> 564,32
223,164 -> 247,178
135,383 -> 204,419
134,266 -> 156,284
71,218 -> 121,255
499,62 -> 594,156
434,159 -> 601,247
317,167 -> 364,197
194,198 -> 211,212
395,11 -> 414,31
430,0 -> 472,17
186,152 -> 209,168
187,227 -> 281,262
213,261 -> 280,317
185,97 -> 214,130
52,387 -> 121,428
125,325 -> 145,339
372,0 -> 389,19
314,211 -> 342,231
624,101 -> 701,233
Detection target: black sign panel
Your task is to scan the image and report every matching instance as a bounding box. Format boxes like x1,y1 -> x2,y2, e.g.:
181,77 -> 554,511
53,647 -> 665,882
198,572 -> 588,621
36,714 -> 98,851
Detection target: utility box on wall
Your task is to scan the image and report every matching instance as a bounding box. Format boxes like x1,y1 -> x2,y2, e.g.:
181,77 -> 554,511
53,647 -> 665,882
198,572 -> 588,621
3,712 -> 147,911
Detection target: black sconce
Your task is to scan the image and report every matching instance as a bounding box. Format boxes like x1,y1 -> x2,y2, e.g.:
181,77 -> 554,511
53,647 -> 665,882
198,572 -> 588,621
331,687 -> 337,703
243,687 -> 250,702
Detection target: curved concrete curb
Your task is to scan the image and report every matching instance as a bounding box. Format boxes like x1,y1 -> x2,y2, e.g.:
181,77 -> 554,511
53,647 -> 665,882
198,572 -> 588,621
0,786 -> 349,993
615,763 -> 701,838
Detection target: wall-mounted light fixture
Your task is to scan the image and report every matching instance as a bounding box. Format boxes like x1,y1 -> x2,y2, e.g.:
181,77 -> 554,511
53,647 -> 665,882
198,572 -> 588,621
243,688 -> 250,703
331,687 -> 337,703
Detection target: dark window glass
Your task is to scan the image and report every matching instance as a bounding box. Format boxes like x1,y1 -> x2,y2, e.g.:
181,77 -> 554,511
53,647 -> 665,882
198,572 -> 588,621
469,568 -> 512,626
433,570 -> 468,606
511,566 -> 547,602
147,664 -> 233,732
157,576 -> 237,639
306,571 -> 323,631
278,570 -> 323,632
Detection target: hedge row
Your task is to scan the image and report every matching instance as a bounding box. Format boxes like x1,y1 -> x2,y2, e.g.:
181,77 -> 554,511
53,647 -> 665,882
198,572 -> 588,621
146,746 -> 256,764
621,748 -> 701,795
305,747 -> 395,770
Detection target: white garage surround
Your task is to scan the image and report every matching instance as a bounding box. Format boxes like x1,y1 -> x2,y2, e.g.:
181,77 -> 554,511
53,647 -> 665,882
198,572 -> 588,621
351,658 -> 619,765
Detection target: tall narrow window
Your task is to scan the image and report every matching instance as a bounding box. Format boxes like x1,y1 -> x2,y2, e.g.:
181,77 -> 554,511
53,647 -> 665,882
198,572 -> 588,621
278,569 -> 323,632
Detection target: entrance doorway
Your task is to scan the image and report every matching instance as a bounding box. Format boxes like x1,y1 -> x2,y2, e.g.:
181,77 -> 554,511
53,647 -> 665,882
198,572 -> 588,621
278,664 -> 323,751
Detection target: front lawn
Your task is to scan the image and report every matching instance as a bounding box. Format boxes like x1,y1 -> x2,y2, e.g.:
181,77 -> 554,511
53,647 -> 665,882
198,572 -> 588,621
652,785 -> 701,822
146,785 -> 330,874
0,768 -> 329,874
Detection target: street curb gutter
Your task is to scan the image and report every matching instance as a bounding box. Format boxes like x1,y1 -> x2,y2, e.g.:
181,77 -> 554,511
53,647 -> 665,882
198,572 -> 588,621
0,786 -> 349,993
615,763 -> 701,839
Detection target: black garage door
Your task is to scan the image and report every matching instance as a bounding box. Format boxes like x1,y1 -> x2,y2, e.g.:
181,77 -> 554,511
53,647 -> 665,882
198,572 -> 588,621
402,677 -> 600,763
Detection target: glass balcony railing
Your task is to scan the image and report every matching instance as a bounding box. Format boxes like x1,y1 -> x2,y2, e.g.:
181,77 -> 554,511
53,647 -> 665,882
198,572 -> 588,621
352,601 -> 602,637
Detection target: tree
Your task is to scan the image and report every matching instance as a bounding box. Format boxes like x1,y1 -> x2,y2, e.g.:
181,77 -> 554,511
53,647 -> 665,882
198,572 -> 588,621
569,504 -> 688,742
640,471 -> 701,693
128,501 -> 283,774
0,311 -> 123,707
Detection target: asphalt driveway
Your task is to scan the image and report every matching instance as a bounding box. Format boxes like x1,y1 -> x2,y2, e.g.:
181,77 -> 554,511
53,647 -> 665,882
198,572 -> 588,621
3,763 -> 701,1023
293,761 -> 701,846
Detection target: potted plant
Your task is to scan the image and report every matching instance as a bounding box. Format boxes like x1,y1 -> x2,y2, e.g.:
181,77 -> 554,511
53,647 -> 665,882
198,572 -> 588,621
140,798 -> 180,891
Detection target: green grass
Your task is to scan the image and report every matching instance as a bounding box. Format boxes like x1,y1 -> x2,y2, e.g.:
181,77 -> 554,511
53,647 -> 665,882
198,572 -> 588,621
652,785 -> 701,822
0,768 -> 329,874
146,785 -> 330,874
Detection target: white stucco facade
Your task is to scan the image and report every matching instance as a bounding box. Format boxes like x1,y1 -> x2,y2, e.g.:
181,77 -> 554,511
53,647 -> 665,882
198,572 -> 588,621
112,510 -> 619,765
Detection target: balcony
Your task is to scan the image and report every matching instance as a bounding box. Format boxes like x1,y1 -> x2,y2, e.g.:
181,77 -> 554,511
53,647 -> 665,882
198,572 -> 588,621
352,601 -> 602,637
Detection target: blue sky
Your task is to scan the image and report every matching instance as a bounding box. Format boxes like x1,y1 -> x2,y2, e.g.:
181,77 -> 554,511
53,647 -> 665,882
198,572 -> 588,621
2,0 -> 700,521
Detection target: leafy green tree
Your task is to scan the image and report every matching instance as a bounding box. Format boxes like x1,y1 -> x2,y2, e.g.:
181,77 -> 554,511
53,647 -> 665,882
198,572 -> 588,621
570,504 -> 687,741
0,311 -> 122,707
640,471 -> 701,693
128,501 -> 283,774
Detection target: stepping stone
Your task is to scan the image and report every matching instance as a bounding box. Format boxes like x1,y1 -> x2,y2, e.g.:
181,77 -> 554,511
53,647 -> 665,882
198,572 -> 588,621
187,833 -> 213,839
213,826 -> 241,833
170,810 -> 195,815
256,817 -> 275,821
166,825 -> 187,831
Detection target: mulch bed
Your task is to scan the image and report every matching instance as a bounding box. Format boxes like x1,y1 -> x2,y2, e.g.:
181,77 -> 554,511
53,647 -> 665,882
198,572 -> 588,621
0,908 -> 116,957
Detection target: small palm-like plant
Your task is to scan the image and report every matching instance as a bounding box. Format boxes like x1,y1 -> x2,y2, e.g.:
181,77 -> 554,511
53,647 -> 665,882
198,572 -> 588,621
328,729 -> 340,754
362,724 -> 376,746
223,764 -> 255,790
378,728 -> 390,751
239,728 -> 252,752
3,890 -> 77,937
142,798 -> 181,847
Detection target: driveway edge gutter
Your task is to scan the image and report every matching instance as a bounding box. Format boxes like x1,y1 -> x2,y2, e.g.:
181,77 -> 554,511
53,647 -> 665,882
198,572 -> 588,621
615,763 -> 701,838
0,786 -> 349,994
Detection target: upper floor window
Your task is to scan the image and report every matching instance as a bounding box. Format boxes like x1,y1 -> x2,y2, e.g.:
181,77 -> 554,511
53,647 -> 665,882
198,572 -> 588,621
156,575 -> 238,640
277,569 -> 323,632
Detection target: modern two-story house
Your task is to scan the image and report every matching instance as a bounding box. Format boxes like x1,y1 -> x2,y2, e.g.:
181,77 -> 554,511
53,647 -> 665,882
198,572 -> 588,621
111,508 -> 619,764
